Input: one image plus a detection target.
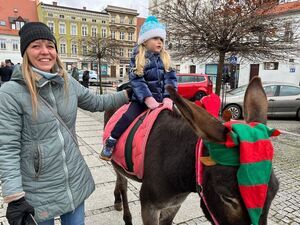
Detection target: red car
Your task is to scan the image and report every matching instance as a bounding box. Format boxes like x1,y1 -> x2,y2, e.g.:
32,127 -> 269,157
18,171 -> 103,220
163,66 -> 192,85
177,73 -> 213,100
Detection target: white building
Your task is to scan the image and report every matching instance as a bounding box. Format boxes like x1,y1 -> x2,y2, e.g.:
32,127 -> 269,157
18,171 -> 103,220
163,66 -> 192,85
149,0 -> 300,87
0,34 -> 22,64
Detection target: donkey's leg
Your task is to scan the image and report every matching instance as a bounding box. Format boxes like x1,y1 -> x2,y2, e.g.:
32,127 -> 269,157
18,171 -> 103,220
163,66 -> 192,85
114,171 -> 123,211
159,206 -> 181,225
141,202 -> 160,225
114,171 -> 132,225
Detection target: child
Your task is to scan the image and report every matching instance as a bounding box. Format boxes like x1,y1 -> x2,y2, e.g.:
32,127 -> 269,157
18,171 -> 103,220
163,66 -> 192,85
100,15 -> 178,160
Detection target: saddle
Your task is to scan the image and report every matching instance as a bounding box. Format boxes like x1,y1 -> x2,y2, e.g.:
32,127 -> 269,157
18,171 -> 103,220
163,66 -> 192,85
103,102 -> 172,179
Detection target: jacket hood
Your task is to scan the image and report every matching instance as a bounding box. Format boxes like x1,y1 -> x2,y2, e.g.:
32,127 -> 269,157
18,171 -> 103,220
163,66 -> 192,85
10,64 -> 23,81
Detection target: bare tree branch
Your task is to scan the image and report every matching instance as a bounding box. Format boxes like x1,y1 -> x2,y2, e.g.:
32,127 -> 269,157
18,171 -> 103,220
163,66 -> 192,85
78,35 -> 121,94
157,0 -> 299,95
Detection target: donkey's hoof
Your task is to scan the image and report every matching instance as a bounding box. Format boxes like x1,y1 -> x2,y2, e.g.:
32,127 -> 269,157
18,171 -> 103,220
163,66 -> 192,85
114,202 -> 123,211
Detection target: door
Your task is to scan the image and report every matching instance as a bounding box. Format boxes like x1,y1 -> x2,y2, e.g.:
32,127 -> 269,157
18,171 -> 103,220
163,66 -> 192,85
249,64 -> 259,81
263,85 -> 278,116
110,65 -> 116,78
189,65 -> 196,73
270,85 -> 300,117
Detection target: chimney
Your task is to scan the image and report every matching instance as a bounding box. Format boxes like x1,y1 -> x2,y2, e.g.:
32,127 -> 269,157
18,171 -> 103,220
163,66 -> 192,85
52,1 -> 57,6
83,7 -> 86,10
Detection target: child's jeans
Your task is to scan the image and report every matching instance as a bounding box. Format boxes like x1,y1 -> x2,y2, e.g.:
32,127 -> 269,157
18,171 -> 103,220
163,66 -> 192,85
111,102 -> 147,139
38,202 -> 84,225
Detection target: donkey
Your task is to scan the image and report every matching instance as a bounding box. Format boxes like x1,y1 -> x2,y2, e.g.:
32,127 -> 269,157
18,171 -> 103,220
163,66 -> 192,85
105,77 -> 279,225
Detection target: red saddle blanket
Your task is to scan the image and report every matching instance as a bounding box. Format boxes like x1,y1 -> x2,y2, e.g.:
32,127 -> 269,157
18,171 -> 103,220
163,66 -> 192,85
103,103 -> 172,179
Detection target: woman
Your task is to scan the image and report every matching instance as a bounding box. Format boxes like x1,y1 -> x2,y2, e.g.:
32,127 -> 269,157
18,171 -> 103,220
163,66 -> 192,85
0,22 -> 130,225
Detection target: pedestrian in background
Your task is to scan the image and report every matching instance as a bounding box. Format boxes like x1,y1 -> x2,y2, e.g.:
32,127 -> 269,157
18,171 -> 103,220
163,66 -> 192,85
71,63 -> 79,81
82,69 -> 89,88
100,15 -> 177,160
0,22 -> 130,225
0,59 -> 13,86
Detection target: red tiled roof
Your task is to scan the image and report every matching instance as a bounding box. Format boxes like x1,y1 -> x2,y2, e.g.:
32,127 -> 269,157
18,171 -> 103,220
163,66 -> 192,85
0,0 -> 39,36
268,1 -> 300,15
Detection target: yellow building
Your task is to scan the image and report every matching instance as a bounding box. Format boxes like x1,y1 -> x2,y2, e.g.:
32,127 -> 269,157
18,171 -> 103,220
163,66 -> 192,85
37,2 -> 140,79
104,5 -> 138,78
37,1 -> 109,72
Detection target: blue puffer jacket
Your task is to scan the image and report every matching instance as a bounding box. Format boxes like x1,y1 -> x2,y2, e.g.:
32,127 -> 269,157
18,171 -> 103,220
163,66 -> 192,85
129,48 -> 177,103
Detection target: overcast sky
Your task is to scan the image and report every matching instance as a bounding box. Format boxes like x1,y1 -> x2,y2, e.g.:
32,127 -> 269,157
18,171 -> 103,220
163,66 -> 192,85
41,0 -> 149,17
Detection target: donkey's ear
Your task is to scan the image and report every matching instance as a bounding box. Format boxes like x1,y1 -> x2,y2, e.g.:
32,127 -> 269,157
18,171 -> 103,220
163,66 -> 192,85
167,86 -> 227,142
243,76 -> 268,124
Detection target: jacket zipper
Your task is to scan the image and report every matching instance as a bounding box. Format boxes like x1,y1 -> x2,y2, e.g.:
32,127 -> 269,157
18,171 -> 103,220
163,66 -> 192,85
34,145 -> 42,179
49,83 -> 75,210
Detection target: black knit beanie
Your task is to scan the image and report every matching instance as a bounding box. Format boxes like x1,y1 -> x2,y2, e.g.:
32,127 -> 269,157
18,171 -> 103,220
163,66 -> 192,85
19,22 -> 57,56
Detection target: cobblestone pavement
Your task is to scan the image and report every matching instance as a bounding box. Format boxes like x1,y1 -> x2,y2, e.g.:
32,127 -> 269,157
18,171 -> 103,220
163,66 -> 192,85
0,87 -> 299,224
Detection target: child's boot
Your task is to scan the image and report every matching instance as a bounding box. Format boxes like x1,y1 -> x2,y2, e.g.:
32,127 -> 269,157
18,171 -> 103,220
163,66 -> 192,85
100,137 -> 117,161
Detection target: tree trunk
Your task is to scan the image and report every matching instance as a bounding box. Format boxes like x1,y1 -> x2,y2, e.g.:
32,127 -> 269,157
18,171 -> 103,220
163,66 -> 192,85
215,51 -> 226,96
98,59 -> 103,95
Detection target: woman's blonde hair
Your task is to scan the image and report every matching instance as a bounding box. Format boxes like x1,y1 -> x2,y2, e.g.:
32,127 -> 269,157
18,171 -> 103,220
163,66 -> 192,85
22,53 -> 68,117
135,44 -> 171,76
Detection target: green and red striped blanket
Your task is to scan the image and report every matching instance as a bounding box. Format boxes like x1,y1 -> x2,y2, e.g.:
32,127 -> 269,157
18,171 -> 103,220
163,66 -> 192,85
204,121 -> 280,225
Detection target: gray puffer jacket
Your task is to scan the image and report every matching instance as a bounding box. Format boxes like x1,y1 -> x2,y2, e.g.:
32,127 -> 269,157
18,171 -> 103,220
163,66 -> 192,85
0,65 -> 128,222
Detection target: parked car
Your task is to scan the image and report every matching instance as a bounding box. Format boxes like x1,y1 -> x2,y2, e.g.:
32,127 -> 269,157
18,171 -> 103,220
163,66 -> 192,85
177,73 -> 213,101
223,82 -> 300,120
78,70 -> 98,82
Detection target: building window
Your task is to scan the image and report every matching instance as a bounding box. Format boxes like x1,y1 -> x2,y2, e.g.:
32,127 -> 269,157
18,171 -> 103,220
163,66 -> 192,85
120,16 -> 125,24
111,16 -> 115,23
11,20 -> 25,30
59,15 -> 64,19
82,25 -> 87,36
120,48 -> 124,57
102,28 -> 106,38
264,62 -> 279,70
128,32 -> 133,41
102,20 -> 106,24
82,45 -> 87,55
0,39 -> 6,50
71,16 -> 76,20
72,44 -> 77,55
12,40 -> 19,51
48,13 -> 53,17
82,18 -> 86,22
92,27 -> 97,37
60,43 -> 66,54
111,31 -> 115,39
128,48 -> 132,58
48,22 -> 54,33
284,22 -> 293,42
59,23 -> 66,34
71,24 -> 77,35
0,20 -> 6,26
129,18 -> 133,25
120,32 -> 125,40
92,19 -> 97,23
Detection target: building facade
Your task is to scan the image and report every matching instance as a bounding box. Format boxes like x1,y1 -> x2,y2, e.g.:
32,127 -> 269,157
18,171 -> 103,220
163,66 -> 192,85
37,2 -> 110,72
149,0 -> 300,87
105,5 -> 139,79
0,0 -> 39,64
